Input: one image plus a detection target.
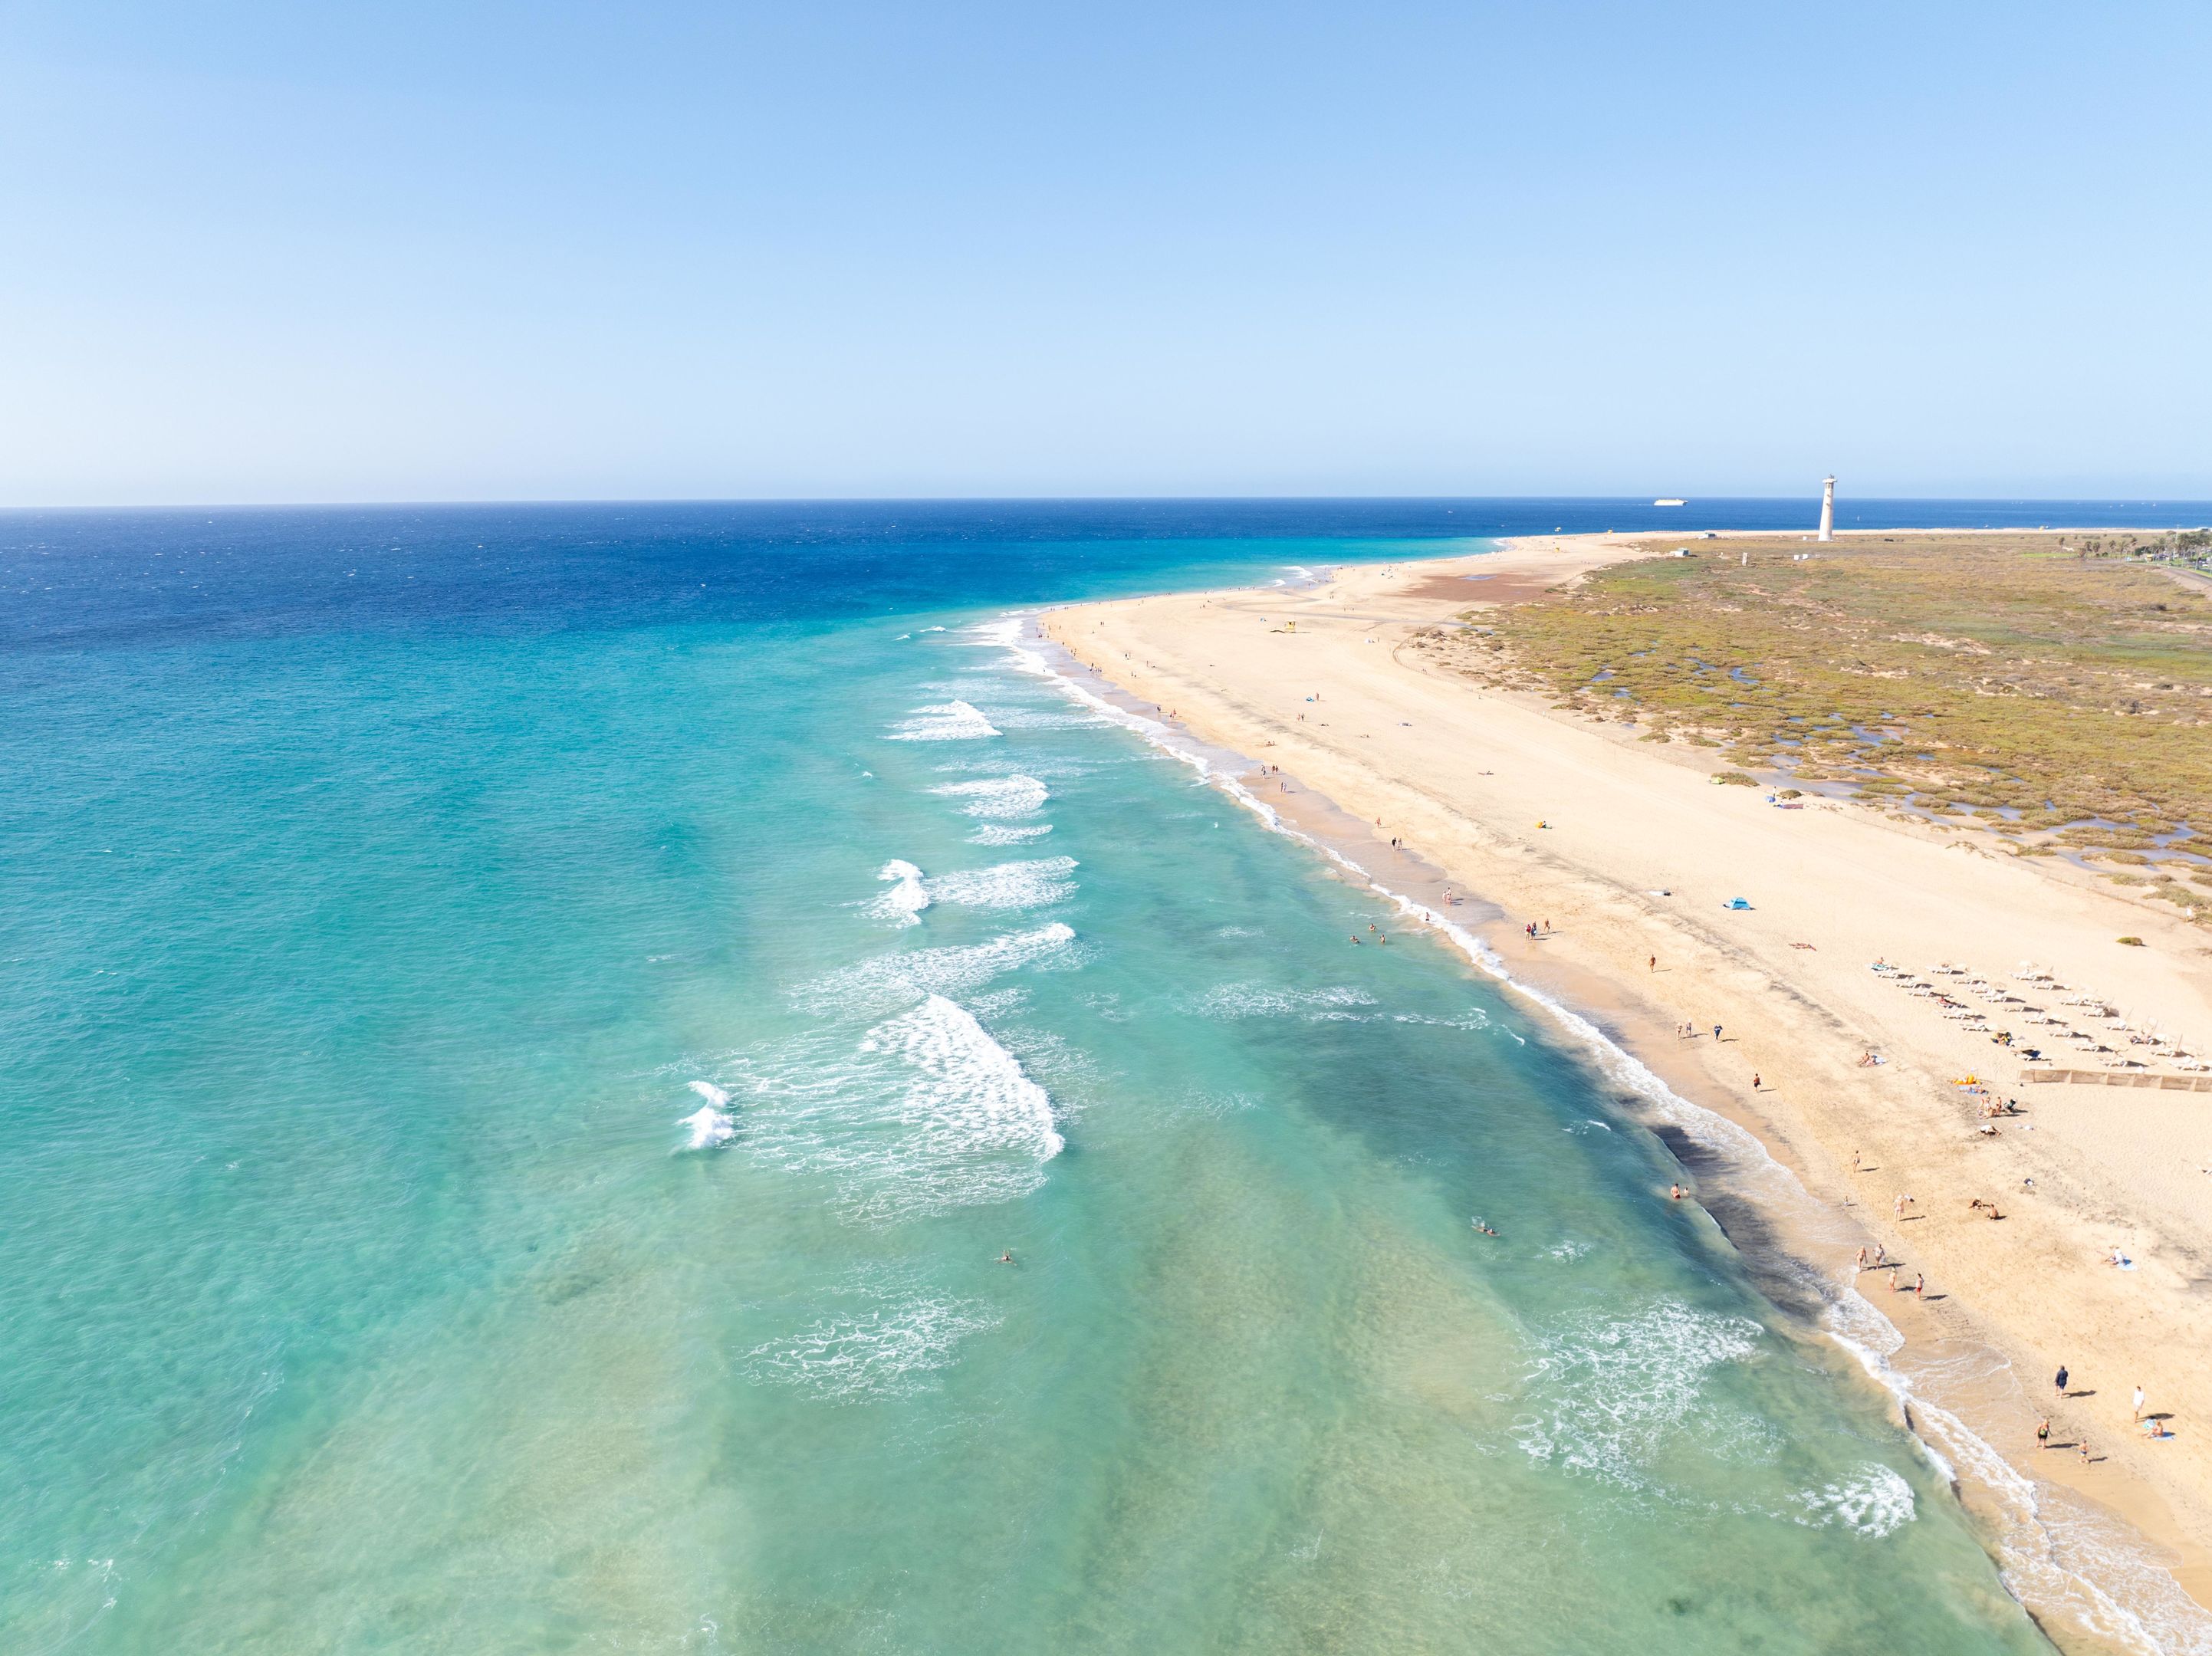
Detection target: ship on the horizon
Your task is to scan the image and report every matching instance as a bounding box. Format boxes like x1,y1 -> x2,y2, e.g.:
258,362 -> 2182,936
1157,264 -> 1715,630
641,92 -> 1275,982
1653,497 -> 1687,507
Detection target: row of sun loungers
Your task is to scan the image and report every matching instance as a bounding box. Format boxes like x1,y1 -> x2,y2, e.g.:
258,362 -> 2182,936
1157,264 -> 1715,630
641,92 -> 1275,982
1871,958 -> 2198,1076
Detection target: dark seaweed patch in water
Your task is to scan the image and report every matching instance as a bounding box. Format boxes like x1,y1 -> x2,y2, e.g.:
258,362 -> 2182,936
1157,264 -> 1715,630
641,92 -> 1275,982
1649,1122 -> 1716,1173
1649,1124 -> 1836,1322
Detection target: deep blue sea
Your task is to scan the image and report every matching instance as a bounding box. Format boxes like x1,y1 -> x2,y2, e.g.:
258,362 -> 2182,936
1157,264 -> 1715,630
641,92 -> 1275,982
5,499 -> 2206,1654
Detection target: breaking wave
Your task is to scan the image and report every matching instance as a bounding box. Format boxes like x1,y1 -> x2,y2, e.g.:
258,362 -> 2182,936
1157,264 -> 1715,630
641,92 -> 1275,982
800,922 -> 1077,1019
889,700 -> 1001,742
925,857 -> 1077,912
969,822 -> 1055,846
873,859 -> 931,927
932,775 -> 1048,818
679,1081 -> 735,1151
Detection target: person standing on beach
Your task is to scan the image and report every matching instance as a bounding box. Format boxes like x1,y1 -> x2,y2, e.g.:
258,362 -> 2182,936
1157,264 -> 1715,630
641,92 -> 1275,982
2037,1418 -> 2051,1450
2135,1385 -> 2148,1422
2055,1365 -> 2069,1397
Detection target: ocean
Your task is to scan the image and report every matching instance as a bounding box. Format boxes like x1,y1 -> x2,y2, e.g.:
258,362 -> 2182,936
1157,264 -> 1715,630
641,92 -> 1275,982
5,498 -> 2207,1654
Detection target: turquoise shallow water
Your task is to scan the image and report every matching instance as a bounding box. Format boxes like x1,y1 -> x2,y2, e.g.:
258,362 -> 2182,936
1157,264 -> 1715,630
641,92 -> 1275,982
0,502 -> 2095,1653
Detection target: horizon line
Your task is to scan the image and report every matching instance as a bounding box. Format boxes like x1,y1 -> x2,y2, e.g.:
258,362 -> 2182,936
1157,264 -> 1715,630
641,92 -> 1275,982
7,491 -> 2212,515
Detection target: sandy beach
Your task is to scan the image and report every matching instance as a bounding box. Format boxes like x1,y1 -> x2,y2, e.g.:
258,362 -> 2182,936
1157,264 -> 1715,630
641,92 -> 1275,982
1044,531 -> 2212,1642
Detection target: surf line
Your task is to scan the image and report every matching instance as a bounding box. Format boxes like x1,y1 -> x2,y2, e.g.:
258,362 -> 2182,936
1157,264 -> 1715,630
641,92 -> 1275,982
994,610 -> 2200,1656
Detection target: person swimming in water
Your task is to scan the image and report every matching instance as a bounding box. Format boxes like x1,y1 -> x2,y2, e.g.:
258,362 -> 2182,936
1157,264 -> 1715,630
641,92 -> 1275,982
998,1251 -> 1014,1264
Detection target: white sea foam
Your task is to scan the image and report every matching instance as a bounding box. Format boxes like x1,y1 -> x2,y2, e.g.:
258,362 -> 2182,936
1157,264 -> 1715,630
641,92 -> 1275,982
959,616 -> 1051,672
1389,1009 -> 1492,1030
925,856 -> 1077,912
1794,1464 -> 1917,1537
932,774 -> 1048,818
679,1081 -> 736,1150
874,859 -> 931,927
745,1286 -> 1000,1400
867,991 -> 1065,1161
1513,1300 -> 1764,1491
679,1106 -> 735,1149
1191,983 -> 1377,1020
985,708 -> 1111,731
888,700 -> 1000,742
800,922 -> 1077,1018
751,937 -> 1070,1220
969,822 -> 1055,846
753,993 -> 1065,1222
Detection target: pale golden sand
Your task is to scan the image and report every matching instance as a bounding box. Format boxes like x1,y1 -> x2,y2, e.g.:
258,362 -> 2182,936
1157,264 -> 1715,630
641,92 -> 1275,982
1045,532 -> 2212,1638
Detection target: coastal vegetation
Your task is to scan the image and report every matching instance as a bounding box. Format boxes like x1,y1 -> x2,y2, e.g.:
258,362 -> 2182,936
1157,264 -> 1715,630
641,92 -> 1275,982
1411,532 -> 2212,917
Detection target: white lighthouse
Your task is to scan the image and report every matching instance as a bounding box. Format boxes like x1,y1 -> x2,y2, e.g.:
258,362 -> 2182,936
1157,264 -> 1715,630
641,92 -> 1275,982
1817,475 -> 1836,542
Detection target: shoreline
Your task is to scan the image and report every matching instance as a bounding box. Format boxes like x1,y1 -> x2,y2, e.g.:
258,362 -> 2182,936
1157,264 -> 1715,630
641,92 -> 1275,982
1027,534 -> 2212,1655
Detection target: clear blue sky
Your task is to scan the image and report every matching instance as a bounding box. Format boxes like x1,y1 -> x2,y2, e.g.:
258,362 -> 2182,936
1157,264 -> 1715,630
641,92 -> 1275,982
3,2 -> 2207,505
